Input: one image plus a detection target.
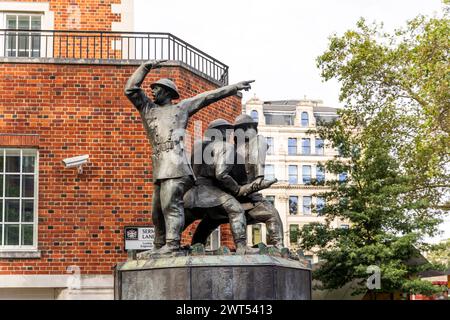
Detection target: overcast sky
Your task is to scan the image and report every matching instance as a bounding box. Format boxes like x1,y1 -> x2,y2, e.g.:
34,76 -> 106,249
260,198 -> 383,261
134,0 -> 448,242
134,0 -> 444,106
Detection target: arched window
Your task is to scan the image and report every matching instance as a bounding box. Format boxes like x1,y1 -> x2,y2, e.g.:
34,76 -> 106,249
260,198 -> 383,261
250,110 -> 259,123
301,112 -> 309,127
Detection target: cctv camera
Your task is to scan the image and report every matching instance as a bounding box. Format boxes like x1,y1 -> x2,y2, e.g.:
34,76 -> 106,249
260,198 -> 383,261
62,155 -> 89,173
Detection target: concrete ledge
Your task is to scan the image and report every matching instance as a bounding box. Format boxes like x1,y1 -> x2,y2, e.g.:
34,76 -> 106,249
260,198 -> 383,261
0,274 -> 113,288
0,251 -> 41,259
120,254 -> 310,271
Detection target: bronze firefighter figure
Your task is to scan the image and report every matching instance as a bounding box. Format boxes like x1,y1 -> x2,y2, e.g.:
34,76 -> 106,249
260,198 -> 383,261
183,119 -> 275,253
124,59 -> 254,254
192,114 -> 285,249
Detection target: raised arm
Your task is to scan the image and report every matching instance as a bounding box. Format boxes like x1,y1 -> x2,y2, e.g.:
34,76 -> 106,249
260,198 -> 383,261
124,60 -> 166,111
185,80 -> 254,116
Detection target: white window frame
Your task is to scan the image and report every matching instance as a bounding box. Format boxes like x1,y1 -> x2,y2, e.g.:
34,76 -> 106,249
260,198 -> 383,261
316,196 -> 325,215
264,164 -> 275,180
288,138 -> 297,156
315,137 -> 324,155
303,196 -> 312,215
302,165 -> 312,184
288,165 -> 298,184
1,148 -> 39,251
289,196 -> 298,215
0,2 -> 54,58
266,137 -> 274,155
205,227 -> 221,251
302,138 -> 311,155
251,224 -> 263,246
3,13 -> 43,58
316,165 -> 325,183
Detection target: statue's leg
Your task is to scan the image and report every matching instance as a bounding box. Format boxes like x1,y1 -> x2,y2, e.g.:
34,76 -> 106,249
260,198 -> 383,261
158,176 -> 191,252
248,200 -> 284,248
151,182 -> 165,249
221,198 -> 247,248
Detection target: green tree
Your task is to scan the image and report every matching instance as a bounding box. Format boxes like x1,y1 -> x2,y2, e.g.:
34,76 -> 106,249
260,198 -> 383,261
300,3 -> 449,298
427,239 -> 450,269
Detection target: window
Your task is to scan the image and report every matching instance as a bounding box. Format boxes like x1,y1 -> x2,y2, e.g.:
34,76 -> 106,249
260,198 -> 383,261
288,165 -> 298,184
289,196 -> 298,215
250,110 -> 259,123
339,172 -> 348,183
302,165 -> 311,184
5,14 -> 42,57
316,165 -> 325,184
266,137 -> 274,155
1,149 -> 38,249
301,112 -> 309,127
316,197 -> 325,215
252,224 -> 262,245
264,164 -> 275,180
303,196 -> 312,215
315,138 -> 324,155
302,138 -> 311,155
288,138 -> 297,155
264,113 -> 294,126
289,224 -> 299,244
265,195 -> 275,206
205,227 -> 221,251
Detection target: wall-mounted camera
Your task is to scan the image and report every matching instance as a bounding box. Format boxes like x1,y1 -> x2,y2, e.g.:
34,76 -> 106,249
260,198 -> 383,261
62,155 -> 89,174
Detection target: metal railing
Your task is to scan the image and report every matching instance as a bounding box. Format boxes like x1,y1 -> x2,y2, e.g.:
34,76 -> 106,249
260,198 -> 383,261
0,29 -> 229,85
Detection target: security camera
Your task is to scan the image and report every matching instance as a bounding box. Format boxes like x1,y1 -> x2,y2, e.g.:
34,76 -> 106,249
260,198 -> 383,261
62,155 -> 89,174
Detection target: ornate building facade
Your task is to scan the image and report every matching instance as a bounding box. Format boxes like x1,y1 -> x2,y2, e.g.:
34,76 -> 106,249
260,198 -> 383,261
243,97 -> 348,263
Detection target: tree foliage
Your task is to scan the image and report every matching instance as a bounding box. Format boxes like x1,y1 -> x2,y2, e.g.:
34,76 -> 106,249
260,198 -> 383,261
427,238 -> 450,269
300,3 -> 449,297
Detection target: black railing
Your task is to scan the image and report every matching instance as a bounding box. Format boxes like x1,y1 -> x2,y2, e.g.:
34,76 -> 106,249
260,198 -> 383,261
0,29 -> 229,85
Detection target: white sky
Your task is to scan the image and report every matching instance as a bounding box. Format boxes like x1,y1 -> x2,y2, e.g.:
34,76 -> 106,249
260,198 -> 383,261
134,0 -> 444,106
133,0 -> 449,243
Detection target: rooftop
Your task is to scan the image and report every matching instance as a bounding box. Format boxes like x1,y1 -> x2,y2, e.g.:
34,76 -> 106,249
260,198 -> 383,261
247,98 -> 338,114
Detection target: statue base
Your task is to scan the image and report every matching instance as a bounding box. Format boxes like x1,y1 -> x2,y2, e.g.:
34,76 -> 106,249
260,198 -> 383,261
114,254 -> 311,300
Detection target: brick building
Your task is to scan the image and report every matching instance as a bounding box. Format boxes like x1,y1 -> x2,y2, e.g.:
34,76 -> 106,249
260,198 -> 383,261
0,0 -> 240,299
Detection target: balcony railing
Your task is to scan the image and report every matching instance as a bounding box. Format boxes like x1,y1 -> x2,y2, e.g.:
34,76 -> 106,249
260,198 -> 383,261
0,29 -> 229,85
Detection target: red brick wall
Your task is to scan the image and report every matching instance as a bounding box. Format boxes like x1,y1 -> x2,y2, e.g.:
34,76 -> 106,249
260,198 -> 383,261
6,0 -> 122,30
0,62 -> 240,274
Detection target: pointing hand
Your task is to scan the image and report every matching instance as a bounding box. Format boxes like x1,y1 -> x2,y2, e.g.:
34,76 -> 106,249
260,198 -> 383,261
236,80 -> 255,91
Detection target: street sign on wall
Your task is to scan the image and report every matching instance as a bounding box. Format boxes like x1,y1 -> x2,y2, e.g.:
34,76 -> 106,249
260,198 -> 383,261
124,226 -> 154,250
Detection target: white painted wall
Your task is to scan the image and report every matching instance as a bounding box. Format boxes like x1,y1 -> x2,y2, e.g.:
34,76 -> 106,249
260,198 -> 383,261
0,274 -> 114,300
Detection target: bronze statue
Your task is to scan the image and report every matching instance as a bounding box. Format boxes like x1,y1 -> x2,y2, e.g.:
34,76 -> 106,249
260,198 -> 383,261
124,60 -> 254,254
231,114 -> 285,249
183,119 -> 272,253
192,114 -> 285,249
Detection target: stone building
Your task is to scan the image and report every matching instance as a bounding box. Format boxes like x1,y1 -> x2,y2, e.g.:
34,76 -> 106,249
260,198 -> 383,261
0,0 -> 240,299
243,97 -> 348,263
